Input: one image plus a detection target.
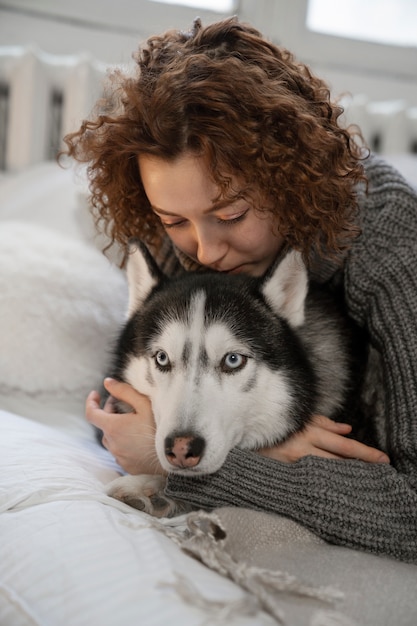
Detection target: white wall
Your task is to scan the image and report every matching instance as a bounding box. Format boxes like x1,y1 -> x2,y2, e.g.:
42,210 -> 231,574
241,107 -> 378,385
0,0 -> 416,104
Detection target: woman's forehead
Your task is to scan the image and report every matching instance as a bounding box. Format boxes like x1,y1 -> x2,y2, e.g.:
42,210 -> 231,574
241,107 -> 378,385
137,152 -> 246,213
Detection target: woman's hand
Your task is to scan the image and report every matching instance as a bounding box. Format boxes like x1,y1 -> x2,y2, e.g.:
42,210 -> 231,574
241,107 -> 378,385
86,378 -> 165,476
259,414 -> 390,464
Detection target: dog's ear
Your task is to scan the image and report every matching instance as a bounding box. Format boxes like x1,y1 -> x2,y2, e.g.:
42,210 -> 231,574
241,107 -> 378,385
126,239 -> 164,318
261,250 -> 308,328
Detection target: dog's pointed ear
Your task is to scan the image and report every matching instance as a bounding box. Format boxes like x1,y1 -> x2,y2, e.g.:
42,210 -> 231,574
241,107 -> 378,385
261,250 -> 308,328
126,239 -> 164,318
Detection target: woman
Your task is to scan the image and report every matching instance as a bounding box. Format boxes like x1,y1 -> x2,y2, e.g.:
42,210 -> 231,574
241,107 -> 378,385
64,17 -> 417,562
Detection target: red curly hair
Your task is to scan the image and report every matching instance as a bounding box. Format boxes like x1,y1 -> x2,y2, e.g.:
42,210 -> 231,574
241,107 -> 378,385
62,16 -> 367,263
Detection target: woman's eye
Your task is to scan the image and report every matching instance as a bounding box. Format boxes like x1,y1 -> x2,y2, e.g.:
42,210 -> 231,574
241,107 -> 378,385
161,219 -> 186,229
220,353 -> 248,373
217,209 -> 248,226
154,350 -> 171,371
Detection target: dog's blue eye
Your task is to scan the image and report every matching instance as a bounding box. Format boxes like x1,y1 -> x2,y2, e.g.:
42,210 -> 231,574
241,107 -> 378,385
154,350 -> 171,371
221,353 -> 247,373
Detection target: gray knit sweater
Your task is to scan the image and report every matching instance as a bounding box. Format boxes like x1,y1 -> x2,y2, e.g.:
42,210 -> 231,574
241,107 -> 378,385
163,154 -> 417,563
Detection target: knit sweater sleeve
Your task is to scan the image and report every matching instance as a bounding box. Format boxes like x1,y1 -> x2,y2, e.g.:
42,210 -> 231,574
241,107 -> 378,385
166,156 -> 417,563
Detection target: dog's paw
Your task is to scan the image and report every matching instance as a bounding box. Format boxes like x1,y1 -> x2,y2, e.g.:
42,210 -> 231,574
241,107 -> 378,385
106,474 -> 189,518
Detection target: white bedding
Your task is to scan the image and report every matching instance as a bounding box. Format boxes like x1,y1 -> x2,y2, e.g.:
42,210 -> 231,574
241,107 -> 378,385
0,411 -> 264,626
1,159 -> 417,626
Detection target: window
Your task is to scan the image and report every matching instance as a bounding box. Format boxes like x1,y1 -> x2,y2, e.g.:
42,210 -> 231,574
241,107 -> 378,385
151,0 -> 236,10
307,0 -> 417,47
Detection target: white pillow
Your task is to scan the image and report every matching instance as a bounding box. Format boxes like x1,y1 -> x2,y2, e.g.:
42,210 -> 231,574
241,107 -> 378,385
0,221 -> 127,398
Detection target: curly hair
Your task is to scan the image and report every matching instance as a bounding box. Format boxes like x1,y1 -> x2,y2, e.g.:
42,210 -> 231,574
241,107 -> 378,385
62,16 -> 367,263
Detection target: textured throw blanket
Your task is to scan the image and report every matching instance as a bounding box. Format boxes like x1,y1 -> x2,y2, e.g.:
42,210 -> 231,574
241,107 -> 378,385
159,506 -> 417,626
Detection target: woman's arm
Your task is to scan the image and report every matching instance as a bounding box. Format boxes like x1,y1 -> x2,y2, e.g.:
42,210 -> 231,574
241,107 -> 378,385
166,157 -> 417,563
166,449 -> 417,562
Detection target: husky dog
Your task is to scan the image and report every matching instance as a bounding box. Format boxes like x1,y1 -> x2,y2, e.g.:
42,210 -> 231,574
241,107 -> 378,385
106,240 -> 366,517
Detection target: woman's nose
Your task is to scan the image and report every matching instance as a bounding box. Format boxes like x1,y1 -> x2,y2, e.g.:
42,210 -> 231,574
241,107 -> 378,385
195,226 -> 227,268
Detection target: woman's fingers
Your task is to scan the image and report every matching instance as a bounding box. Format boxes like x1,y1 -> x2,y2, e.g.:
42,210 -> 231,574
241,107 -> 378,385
103,394 -> 118,413
259,442 -> 336,463
259,414 -> 390,464
85,390 -> 108,428
311,414 -> 352,434
103,378 -> 147,411
316,431 -> 390,463
310,415 -> 389,462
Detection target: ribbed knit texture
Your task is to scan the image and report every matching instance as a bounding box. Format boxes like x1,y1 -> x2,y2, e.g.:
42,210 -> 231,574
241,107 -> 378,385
163,154 -> 417,563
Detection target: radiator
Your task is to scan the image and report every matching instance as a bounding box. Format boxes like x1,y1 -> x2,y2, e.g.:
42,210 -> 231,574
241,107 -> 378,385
0,46 -> 108,172
0,46 -> 416,172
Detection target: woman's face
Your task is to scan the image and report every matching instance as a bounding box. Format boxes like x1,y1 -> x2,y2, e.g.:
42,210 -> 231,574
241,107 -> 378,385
138,152 -> 284,276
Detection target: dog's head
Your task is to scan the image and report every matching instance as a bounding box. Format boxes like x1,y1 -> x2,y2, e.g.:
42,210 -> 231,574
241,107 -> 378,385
111,240 -> 315,475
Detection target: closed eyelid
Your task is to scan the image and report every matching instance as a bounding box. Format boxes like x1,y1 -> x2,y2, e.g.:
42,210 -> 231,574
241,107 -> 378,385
162,209 -> 248,224
151,207 -> 185,226
154,205 -> 248,220
158,217 -> 187,229
217,208 -> 249,222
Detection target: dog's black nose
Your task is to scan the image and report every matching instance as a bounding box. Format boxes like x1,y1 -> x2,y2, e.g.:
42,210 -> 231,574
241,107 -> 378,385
165,434 -> 205,468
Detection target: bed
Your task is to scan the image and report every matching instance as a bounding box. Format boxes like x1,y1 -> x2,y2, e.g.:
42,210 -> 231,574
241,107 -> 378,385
1,47 -> 417,626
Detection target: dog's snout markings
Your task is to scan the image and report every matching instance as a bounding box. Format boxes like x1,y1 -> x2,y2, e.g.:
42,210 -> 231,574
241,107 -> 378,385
165,434 -> 205,468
